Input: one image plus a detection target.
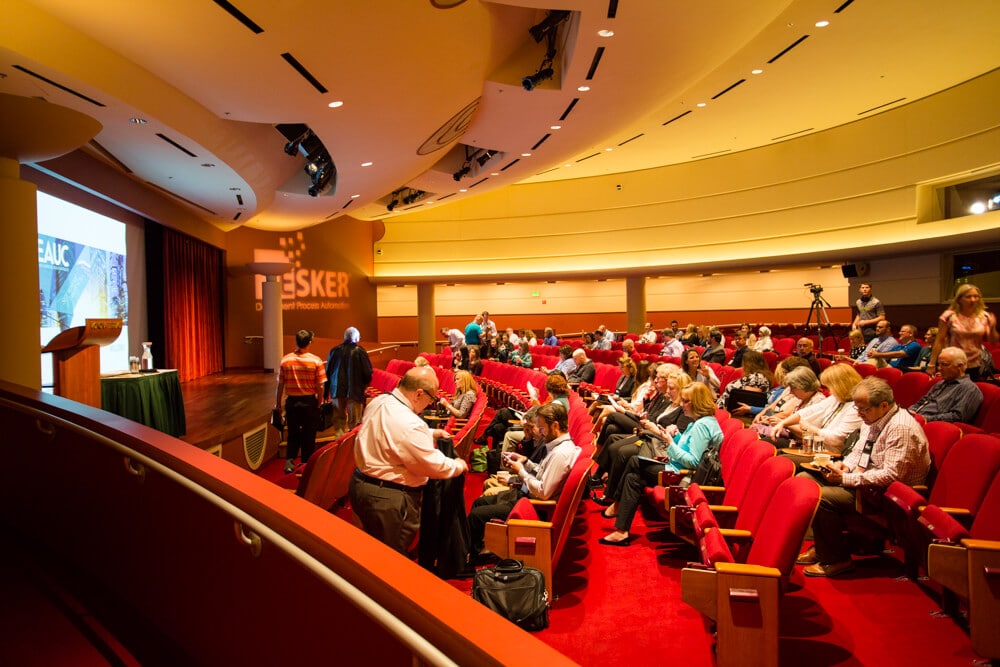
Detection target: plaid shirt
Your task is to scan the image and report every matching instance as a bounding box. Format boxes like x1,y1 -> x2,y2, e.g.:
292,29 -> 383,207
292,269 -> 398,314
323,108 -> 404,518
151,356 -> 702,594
841,405 -> 929,488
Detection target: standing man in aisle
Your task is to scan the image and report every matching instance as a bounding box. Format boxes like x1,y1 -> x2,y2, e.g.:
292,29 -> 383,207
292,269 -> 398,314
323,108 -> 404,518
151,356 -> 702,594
852,282 -> 886,343
275,330 -> 327,474
325,326 -> 373,434
350,366 -> 469,555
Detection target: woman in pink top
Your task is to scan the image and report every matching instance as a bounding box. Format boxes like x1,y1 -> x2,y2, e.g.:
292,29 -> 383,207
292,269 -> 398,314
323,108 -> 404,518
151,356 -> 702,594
929,284 -> 997,381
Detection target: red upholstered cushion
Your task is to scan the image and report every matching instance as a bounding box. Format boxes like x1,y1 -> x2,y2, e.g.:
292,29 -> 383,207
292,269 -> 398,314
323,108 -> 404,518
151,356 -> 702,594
918,505 -> 971,543
700,527 -> 735,567
693,502 -> 718,540
885,480 -> 928,517
508,497 -> 539,521
685,484 -> 708,507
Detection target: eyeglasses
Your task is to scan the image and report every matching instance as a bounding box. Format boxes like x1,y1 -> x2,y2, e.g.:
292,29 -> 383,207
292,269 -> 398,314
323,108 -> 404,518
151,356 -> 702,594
854,404 -> 880,414
422,389 -> 439,403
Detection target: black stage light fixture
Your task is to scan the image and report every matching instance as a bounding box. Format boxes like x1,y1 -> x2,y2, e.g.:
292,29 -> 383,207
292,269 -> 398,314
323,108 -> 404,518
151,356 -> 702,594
476,150 -> 497,167
453,164 -> 471,181
522,67 -> 553,91
283,128 -> 312,156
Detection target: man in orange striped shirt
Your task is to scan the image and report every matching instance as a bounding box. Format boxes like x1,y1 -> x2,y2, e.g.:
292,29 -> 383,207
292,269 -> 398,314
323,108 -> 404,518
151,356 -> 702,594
275,330 -> 327,473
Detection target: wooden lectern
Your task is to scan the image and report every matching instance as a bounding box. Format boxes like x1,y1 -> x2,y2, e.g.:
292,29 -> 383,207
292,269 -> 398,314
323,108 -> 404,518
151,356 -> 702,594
42,318 -> 123,408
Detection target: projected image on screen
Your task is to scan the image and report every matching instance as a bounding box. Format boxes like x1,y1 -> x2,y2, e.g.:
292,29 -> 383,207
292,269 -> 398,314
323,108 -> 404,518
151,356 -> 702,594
38,192 -> 128,385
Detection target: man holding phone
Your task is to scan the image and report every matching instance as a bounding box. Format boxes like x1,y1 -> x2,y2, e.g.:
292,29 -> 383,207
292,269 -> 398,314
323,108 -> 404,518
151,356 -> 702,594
467,403 -> 580,563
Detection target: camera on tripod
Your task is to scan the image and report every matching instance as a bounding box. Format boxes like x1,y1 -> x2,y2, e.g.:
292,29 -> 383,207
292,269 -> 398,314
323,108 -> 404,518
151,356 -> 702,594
804,283 -> 824,296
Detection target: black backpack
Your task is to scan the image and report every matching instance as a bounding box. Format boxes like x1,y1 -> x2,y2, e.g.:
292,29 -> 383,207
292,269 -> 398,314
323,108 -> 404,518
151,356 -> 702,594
691,441 -> 724,487
472,559 -> 549,631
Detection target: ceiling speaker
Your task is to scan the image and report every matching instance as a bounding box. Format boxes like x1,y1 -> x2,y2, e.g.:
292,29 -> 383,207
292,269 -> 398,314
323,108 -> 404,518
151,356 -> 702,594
841,263 -> 869,278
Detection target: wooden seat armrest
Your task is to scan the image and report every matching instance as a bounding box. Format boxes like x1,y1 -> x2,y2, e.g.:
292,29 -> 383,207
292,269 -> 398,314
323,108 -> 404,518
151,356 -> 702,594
927,543 -> 970,598
962,538 -> 1000,552
718,528 -> 753,543
911,484 -> 928,496
528,499 -> 557,507
937,507 -> 974,528
707,504 -> 738,513
505,518 -> 553,530
715,562 -> 781,578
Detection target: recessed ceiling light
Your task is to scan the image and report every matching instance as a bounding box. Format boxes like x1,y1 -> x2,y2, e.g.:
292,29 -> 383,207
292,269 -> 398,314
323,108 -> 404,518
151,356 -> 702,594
128,117 -> 147,125
521,152 -> 532,157
328,100 -> 344,108
550,125 -> 561,130
815,20 -> 829,28
696,102 -> 707,107
361,161 -> 373,167
598,29 -> 614,37
350,194 -> 360,198
577,85 -> 591,92
459,188 -> 468,193
605,147 -> 613,152
751,68 -> 764,75
490,172 -> 499,176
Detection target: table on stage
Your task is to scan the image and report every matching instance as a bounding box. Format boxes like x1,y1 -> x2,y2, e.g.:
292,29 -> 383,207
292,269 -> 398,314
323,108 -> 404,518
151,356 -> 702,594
101,370 -> 187,437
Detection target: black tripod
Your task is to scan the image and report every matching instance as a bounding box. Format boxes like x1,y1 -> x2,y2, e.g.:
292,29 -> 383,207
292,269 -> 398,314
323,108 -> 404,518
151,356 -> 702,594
804,286 -> 838,354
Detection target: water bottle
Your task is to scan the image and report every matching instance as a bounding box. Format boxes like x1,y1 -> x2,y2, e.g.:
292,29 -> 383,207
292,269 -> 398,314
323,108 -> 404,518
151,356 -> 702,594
140,342 -> 154,371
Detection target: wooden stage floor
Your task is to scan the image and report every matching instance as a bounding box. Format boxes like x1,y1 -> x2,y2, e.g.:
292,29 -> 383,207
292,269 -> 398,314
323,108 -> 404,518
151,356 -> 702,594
178,369 -> 278,451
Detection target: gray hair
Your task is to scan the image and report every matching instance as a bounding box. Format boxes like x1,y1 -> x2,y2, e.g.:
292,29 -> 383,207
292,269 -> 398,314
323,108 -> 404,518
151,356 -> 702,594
784,366 -> 820,392
854,376 -> 895,407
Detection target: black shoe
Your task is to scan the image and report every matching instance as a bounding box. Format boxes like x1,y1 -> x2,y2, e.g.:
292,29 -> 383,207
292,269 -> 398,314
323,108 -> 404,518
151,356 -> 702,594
593,494 -> 614,507
472,550 -> 500,566
598,535 -> 631,547
587,476 -> 605,490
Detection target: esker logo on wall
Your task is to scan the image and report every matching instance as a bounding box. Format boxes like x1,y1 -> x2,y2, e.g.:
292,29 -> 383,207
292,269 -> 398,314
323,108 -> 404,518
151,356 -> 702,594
254,233 -> 351,312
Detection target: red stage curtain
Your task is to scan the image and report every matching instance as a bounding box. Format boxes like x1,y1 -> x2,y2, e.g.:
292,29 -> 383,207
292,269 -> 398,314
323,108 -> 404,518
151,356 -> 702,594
161,229 -> 224,382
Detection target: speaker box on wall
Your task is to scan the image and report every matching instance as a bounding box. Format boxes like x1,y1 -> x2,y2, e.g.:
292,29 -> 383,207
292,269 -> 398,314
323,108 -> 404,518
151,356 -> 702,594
841,263 -> 869,278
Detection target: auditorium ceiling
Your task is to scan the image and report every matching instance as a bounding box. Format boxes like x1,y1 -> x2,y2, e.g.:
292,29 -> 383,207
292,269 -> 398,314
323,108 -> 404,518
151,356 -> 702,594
2,0 -> 999,234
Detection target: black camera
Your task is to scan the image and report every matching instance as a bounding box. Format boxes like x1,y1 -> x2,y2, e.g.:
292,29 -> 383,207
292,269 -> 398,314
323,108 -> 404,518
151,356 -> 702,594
804,283 -> 824,296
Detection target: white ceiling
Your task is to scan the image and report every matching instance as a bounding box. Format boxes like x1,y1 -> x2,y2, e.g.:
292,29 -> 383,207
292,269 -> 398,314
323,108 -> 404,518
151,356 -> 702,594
2,0 -> 999,232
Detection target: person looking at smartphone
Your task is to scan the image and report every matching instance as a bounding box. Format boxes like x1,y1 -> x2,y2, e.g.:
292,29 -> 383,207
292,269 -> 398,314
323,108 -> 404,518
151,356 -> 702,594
467,402 -> 580,563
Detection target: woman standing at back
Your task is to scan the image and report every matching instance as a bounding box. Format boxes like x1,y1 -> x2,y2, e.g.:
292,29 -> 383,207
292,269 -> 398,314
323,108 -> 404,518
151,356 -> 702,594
928,284 -> 997,381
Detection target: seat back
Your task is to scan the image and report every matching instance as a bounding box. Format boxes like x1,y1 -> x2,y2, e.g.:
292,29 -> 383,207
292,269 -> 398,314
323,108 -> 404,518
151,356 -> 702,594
928,434 -> 1000,515
719,417 -> 743,441
873,366 -> 903,387
745,477 -> 821,575
385,358 -> 414,376
296,427 -> 360,511
721,440 -> 777,508
970,469 -> 1000,540
773,338 -> 795,356
972,382 -> 1000,433
550,455 -> 593,567
921,421 -> 963,489
732,456 -> 796,536
369,368 -> 401,395
719,426 -> 757,480
891,372 -> 932,409
853,363 -> 877,378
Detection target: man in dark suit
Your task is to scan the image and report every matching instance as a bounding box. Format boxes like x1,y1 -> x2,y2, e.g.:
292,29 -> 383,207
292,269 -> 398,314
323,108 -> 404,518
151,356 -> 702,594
727,331 -> 748,368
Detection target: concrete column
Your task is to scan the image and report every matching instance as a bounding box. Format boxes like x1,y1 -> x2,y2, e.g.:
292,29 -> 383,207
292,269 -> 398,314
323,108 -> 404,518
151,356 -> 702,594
417,283 -> 436,353
626,275 -> 647,337
261,275 -> 283,371
0,158 -> 41,389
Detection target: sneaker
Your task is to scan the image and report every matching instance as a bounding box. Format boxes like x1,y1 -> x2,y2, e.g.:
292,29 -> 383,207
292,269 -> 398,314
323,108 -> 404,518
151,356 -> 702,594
284,459 -> 295,474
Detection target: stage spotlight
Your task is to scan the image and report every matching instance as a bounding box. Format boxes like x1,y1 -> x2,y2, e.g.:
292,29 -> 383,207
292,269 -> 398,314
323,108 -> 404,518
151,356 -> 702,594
528,10 -> 570,43
476,150 -> 497,167
453,164 -> 471,181
522,68 -> 554,91
307,159 -> 335,197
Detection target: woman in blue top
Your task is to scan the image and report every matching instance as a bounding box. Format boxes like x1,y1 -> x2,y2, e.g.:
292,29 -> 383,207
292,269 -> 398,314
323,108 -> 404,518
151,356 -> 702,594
598,382 -> 724,546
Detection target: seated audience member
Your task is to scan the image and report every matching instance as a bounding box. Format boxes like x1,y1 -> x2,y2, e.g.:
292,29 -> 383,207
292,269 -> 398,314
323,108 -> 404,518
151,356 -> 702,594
739,323 -> 758,349
660,328 -> 685,359
910,327 -> 937,371
621,338 -> 636,358
834,329 -> 867,362
680,324 -> 701,347
855,320 -> 899,365
594,371 -> 693,506
598,382 -> 723,546
494,331 -> 514,363
603,325 -> 617,348
910,347 -> 983,423
468,403 -> 580,560
594,363 -> 674,448
590,361 -> 657,444
524,329 -> 538,347
774,363 -> 864,455
613,356 -> 638,400
594,325 -> 613,350
510,340 -> 533,367
441,326 -> 465,356
701,329 -> 726,365
716,349 -> 773,409
727,331 -> 749,368
681,348 -> 721,395
543,327 -> 558,347
753,325 -> 774,352
797,377 -> 930,577
413,356 -> 430,368
467,346 -> 483,376
640,322 -> 658,344
451,345 -> 470,371
477,373 -> 571,448
506,328 -> 520,347
497,405 -> 543,457
794,337 -> 823,376
567,349 -> 596,384
438,370 -> 479,420
583,331 -> 598,349
751,366 -> 823,447
867,324 -> 921,369
736,357 -> 807,420
543,344 -> 578,377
